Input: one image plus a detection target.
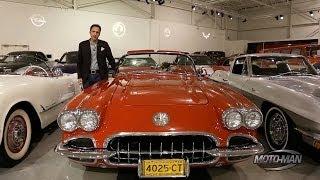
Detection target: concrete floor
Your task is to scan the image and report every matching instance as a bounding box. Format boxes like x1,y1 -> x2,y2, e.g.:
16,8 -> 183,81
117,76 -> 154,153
0,124 -> 319,180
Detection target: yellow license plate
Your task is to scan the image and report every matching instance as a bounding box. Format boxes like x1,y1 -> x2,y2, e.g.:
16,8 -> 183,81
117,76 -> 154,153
139,159 -> 188,178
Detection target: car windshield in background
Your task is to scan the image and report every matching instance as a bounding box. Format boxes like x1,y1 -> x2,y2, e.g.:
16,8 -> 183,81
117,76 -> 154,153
0,55 -> 51,75
67,52 -> 78,63
120,53 -> 197,74
191,55 -> 214,65
251,56 -> 317,76
121,57 -> 157,67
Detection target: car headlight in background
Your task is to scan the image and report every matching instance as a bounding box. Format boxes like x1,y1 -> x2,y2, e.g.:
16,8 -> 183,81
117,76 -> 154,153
222,108 -> 262,130
57,109 -> 100,132
244,110 -> 263,129
57,111 -> 78,132
222,109 -> 243,130
79,110 -> 100,131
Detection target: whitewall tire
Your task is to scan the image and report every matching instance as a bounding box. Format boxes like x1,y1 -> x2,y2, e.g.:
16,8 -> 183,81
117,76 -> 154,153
0,109 -> 32,166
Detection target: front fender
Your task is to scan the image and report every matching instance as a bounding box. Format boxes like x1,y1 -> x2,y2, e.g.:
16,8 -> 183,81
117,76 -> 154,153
0,98 -> 41,145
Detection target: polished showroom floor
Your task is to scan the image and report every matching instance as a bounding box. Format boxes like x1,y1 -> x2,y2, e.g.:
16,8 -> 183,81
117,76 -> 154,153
0,124 -> 319,180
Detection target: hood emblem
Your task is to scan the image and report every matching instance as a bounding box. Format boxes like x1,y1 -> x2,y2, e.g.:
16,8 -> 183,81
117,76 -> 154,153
153,112 -> 170,126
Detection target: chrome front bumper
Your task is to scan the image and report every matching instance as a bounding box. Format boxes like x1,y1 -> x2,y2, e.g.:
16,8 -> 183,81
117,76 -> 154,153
55,142 -> 264,163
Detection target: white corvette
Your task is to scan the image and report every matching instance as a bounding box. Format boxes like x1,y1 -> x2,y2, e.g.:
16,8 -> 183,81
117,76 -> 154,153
211,53 -> 320,151
0,55 -> 80,167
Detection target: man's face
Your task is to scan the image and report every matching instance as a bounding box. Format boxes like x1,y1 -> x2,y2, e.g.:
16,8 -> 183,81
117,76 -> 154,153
90,26 -> 101,41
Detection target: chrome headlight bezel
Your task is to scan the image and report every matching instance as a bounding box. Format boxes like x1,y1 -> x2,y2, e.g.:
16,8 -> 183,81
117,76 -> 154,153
222,107 -> 263,130
57,111 -> 78,132
243,109 -> 263,130
222,108 -> 243,130
79,110 -> 100,132
57,109 -> 100,132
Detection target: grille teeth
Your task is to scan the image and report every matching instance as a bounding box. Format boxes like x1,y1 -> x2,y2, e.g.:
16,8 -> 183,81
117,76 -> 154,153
106,135 -> 217,164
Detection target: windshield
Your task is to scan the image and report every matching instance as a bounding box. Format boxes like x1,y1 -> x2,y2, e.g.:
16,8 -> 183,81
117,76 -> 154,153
121,57 -> 157,67
251,56 -> 317,76
0,55 -> 53,76
119,53 -> 196,75
190,55 -> 214,65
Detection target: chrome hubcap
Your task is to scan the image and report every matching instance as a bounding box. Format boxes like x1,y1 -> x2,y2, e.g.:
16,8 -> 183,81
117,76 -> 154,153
7,115 -> 27,153
269,113 -> 288,146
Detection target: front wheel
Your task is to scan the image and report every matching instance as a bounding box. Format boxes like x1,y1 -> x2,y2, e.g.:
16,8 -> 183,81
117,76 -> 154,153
0,109 -> 32,167
264,107 -> 297,150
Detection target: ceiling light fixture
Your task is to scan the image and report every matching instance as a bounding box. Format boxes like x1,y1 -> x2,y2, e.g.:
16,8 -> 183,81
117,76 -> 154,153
158,0 -> 165,5
210,10 -> 214,15
191,5 -> 196,11
309,11 -> 314,16
280,15 -> 284,20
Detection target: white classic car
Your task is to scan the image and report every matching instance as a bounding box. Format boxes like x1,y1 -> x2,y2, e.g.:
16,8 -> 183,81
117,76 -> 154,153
211,53 -> 320,151
0,55 -> 80,167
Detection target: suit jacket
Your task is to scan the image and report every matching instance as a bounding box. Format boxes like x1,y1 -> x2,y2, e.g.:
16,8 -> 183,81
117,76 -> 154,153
77,39 -> 116,84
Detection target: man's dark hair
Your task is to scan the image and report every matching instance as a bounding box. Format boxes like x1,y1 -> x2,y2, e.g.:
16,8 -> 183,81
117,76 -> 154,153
90,24 -> 101,31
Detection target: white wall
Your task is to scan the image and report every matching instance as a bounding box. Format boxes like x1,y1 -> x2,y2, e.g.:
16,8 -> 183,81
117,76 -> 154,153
238,0 -> 320,41
0,1 -> 242,59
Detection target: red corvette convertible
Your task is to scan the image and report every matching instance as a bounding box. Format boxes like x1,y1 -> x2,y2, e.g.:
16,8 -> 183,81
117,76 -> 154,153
55,50 -> 264,178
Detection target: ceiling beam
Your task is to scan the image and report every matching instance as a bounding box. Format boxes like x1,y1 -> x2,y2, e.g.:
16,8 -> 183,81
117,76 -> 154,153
247,0 -> 276,8
77,0 -> 119,9
119,0 -> 152,17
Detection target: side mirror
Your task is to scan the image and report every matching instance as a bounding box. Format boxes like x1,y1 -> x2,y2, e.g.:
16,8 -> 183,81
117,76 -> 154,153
55,59 -> 60,63
46,54 -> 52,59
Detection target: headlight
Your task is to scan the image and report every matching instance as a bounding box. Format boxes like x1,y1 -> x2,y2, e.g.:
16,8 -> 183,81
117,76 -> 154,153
222,109 -> 243,130
57,111 -> 78,132
244,110 -> 263,129
79,110 -> 100,132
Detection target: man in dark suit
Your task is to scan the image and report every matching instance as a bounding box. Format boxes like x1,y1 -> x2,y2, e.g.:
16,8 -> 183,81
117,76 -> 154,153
77,24 -> 116,89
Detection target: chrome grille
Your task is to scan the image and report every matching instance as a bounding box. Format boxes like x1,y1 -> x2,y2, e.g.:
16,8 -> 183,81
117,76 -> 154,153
106,134 -> 217,164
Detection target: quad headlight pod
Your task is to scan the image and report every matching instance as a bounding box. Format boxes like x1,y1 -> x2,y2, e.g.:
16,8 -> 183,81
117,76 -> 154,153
222,108 -> 262,130
57,110 -> 100,132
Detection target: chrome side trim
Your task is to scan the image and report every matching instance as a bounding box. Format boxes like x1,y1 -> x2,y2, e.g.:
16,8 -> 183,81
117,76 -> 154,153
295,128 -> 320,140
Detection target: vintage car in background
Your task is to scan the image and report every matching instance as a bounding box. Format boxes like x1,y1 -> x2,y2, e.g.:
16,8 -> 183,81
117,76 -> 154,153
55,50 -> 264,178
54,51 -> 119,75
0,55 -> 80,167
7,51 -> 51,61
194,50 -> 225,60
54,51 -> 78,74
189,54 -> 229,75
260,44 -> 320,70
0,55 -> 47,74
211,53 -> 320,151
